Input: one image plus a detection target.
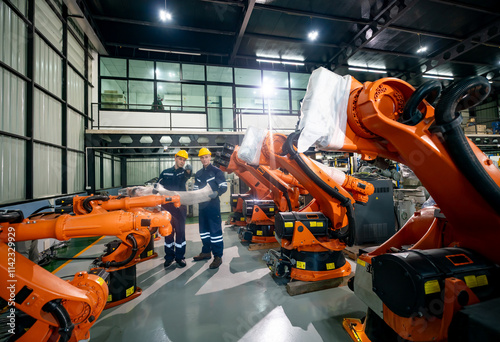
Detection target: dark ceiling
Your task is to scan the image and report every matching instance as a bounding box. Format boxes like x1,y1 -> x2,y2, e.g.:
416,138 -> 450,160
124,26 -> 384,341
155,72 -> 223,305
79,0 -> 500,86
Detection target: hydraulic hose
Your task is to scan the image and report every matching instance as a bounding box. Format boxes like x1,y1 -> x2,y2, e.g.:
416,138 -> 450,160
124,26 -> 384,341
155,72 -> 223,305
434,76 -> 500,216
400,80 -> 442,126
283,132 -> 356,246
42,300 -> 74,342
98,234 -> 138,268
82,195 -> 110,213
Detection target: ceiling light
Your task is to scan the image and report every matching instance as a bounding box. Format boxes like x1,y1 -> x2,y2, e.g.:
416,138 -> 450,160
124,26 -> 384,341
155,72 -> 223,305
416,46 -> 428,53
308,30 -> 319,41
423,74 -> 454,80
160,10 -> 172,21
348,67 -> 387,74
159,0 -> 171,21
256,58 -> 304,66
138,48 -> 201,56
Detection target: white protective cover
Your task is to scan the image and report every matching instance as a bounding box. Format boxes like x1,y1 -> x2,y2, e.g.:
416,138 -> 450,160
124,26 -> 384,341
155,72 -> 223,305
310,158 -> 347,185
118,184 -> 214,206
297,67 -> 351,152
237,126 -> 268,165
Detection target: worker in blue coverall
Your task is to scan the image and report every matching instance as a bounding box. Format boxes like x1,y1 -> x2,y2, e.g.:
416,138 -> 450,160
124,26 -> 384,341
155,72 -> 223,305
192,147 -> 228,269
158,150 -> 192,268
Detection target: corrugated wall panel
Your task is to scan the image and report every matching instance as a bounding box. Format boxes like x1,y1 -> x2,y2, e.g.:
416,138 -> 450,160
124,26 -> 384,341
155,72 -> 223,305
114,158 -> 121,187
0,67 -> 26,135
35,35 -> 62,97
127,159 -> 159,186
103,156 -> 112,188
33,143 -> 62,197
8,0 -> 27,15
0,135 -> 25,204
67,108 -> 84,150
33,88 -> 62,145
67,66 -> 84,112
0,1 -> 27,74
67,33 -> 84,73
35,0 -> 62,51
67,151 -> 84,193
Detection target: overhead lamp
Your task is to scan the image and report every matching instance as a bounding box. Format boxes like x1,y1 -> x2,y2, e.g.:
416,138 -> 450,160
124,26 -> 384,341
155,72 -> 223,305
416,46 -> 428,53
308,30 -> 319,41
416,34 -> 428,54
138,48 -> 201,56
422,74 -> 454,80
256,58 -> 305,66
159,0 -> 172,21
348,66 -> 387,74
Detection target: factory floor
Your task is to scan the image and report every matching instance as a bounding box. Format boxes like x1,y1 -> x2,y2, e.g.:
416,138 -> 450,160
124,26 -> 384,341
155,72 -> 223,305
54,220 -> 367,342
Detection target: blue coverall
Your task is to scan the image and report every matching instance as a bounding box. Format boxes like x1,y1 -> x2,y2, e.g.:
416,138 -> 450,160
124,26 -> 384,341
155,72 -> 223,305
193,164 -> 227,257
158,166 -> 190,262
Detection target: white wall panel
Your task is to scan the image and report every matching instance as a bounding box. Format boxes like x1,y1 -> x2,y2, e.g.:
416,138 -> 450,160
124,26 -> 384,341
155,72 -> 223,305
99,111 -> 171,130
127,159 -> 159,186
0,67 -> 26,135
67,33 -> 84,73
0,135 -> 25,204
0,1 -> 27,74
35,35 -> 62,97
68,66 -> 84,112
113,158 -> 121,187
35,0 -> 62,51
33,143 -> 62,197
67,151 -> 84,193
241,114 -> 298,132
33,89 -> 62,145
95,152 -> 101,190
103,156 -> 112,188
7,0 -> 27,15
67,108 -> 84,150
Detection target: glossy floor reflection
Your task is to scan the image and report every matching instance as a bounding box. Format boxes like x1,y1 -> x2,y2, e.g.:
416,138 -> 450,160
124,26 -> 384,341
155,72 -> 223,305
56,223 -> 366,342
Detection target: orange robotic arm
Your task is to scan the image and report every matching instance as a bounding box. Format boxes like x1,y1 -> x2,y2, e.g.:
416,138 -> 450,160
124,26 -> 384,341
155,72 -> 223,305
0,207 -> 172,342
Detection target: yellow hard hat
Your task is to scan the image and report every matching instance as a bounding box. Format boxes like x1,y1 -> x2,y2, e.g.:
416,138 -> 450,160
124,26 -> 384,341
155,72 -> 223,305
175,150 -> 188,159
198,147 -> 211,157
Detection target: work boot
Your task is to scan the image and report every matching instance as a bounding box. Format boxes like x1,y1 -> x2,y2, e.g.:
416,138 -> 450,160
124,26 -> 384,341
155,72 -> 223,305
176,259 -> 186,268
209,256 -> 222,269
164,259 -> 174,268
193,252 -> 211,261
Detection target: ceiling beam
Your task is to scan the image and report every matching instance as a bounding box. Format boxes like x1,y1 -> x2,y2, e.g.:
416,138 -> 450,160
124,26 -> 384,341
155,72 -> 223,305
428,0 -> 500,15
92,15 -> 235,36
106,42 -> 229,57
400,18 -> 500,81
244,32 -> 339,48
229,0 -> 256,64
329,0 -> 420,68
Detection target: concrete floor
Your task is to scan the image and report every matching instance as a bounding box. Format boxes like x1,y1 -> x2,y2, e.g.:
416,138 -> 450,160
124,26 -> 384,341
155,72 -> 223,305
55,222 -> 367,342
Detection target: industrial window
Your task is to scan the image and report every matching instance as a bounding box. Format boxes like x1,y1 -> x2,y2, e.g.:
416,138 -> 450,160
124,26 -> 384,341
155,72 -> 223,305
207,66 -> 233,83
182,64 -> 205,81
68,33 -> 85,74
34,35 -> 62,97
235,87 -> 263,113
128,80 -> 154,110
33,89 -> 62,145
157,82 -> 181,111
156,62 -> 180,81
67,109 -> 85,151
0,135 -> 25,204
290,72 -> 310,89
263,70 -> 289,88
291,90 -> 306,112
100,57 -> 126,77
35,0 -> 63,51
100,79 -> 127,109
67,151 -> 84,193
182,84 -> 205,112
207,85 -> 233,131
263,88 -> 290,112
129,59 -> 154,79
33,143 -> 62,198
235,68 -> 261,86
